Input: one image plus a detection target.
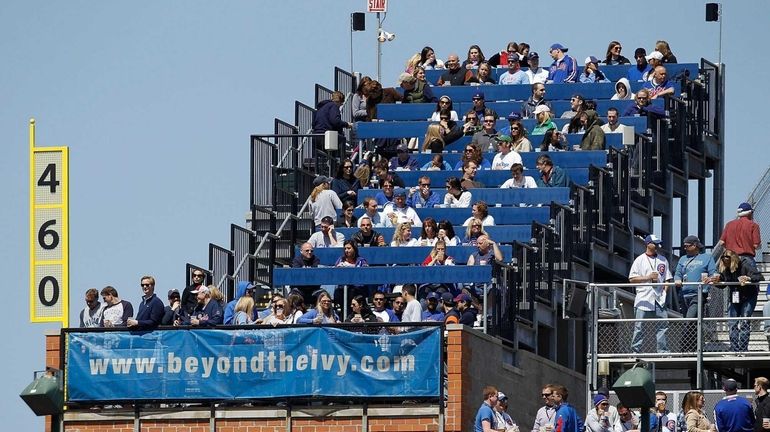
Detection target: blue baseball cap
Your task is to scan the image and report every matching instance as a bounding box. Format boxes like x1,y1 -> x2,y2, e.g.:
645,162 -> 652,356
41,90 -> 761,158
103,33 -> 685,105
644,234 -> 662,245
550,43 -> 568,52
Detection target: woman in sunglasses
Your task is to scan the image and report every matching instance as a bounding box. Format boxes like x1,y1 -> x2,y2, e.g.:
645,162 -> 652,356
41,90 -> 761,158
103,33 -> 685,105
716,249 -> 764,352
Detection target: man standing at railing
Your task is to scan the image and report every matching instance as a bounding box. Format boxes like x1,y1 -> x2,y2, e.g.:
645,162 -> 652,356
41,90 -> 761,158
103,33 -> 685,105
718,202 -> 762,270
674,235 -> 718,352
628,234 -> 673,353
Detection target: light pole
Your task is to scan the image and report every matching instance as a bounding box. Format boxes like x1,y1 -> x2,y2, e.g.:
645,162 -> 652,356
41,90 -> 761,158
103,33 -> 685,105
375,12 -> 395,82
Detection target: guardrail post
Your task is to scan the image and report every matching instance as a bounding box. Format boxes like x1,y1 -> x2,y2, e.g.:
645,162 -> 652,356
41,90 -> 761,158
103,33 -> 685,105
696,288 -> 703,388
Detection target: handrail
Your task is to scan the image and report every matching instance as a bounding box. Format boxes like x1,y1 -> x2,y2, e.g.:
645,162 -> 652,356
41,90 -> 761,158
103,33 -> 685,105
216,197 -> 312,290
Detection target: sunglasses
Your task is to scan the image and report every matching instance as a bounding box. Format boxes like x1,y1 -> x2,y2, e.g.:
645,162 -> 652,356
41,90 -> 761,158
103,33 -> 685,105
511,126 -> 520,130
483,120 -> 495,123
373,298 -> 385,302
542,393 -> 552,397
420,183 -> 431,186
141,283 -> 153,287
465,148 -> 474,152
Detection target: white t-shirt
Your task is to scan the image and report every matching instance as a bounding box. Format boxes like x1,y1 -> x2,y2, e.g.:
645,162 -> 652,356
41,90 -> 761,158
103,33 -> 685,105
525,68 -> 549,84
491,151 -> 523,170
402,298 -> 423,322
500,176 -> 538,189
628,252 -> 672,311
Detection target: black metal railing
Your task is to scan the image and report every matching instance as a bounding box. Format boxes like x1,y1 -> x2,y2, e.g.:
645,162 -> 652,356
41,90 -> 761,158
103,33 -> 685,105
185,263 -> 211,287
208,243 -> 234,299
335,67 -> 357,126
532,221 -> 556,305
490,260 -> 517,342
230,224 -> 256,285
699,58 -> 721,137
314,84 -> 333,107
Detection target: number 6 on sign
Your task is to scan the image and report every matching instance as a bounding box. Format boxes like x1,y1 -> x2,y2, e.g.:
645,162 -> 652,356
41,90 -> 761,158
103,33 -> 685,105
29,119 -> 69,326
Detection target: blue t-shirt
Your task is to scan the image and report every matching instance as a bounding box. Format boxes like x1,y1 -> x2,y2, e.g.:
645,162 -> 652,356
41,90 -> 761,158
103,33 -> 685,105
674,252 -> 717,296
475,402 -> 495,432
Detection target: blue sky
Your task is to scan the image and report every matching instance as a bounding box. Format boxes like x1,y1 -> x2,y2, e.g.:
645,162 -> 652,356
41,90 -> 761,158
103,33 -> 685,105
1,0 -> 768,428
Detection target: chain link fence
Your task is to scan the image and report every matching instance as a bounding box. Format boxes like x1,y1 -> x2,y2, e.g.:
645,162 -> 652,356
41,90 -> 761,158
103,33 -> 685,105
592,284 -> 770,355
604,389 -> 755,422
747,165 -> 770,257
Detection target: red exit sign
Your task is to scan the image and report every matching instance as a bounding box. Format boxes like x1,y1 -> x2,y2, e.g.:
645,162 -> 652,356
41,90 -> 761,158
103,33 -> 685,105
367,0 -> 387,13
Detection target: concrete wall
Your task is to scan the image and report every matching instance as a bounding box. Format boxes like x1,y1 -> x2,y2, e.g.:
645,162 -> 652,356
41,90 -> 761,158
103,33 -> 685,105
448,324 -> 586,432
45,325 -> 586,432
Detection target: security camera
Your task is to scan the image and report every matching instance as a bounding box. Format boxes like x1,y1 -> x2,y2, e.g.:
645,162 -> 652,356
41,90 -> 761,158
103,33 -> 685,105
377,29 -> 395,42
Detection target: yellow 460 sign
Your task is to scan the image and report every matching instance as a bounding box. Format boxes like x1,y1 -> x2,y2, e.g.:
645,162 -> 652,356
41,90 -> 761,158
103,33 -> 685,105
29,120 -> 69,325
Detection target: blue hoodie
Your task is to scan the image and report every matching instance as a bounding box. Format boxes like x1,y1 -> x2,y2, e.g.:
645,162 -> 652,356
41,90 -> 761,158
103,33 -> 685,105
223,281 -> 254,325
555,402 -> 584,432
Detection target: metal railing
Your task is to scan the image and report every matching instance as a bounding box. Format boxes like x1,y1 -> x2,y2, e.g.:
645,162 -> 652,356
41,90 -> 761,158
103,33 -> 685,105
185,263 -> 211,287
588,281 -> 764,389
230,224 -> 256,284
314,84 -> 333,107
208,243 -> 234,298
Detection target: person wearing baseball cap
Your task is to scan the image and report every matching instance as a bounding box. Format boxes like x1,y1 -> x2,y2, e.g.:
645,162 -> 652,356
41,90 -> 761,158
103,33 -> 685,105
674,234 -> 718,352
498,55 -> 530,85
628,234 -> 673,353
179,285 -> 223,326
714,379 -> 754,432
547,43 -> 578,83
532,104 -> 557,136
628,48 -> 652,82
493,391 -> 519,431
525,52 -> 549,84
454,293 -> 478,326
471,91 -> 498,121
421,291 -> 445,321
441,292 -> 461,324
491,135 -> 523,171
718,201 -> 761,267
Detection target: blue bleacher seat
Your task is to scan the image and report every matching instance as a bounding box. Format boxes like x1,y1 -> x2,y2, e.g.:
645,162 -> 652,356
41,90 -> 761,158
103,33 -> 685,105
415,83 -> 617,103
273,265 -> 492,286
300,245 -> 514,266
386,169 -> 588,187
334,225 -> 532,245
422,63 -> 697,88
350,206 -> 550,226
356,187 -> 570,207
396,150 -> 606,168
355,117 -> 646,140
376,99 -> 662,121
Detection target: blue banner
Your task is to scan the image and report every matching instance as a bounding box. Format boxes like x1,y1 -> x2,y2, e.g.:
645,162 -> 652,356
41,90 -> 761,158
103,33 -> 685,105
65,326 -> 441,401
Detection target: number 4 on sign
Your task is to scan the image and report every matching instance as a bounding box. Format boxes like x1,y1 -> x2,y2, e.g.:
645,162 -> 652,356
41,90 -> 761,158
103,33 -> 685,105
38,163 -> 60,193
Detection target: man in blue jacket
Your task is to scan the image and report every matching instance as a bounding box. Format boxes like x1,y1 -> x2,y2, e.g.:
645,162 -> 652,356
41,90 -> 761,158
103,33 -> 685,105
715,379 -> 755,432
127,275 -> 164,330
552,384 -> 584,432
312,91 -> 350,151
547,43 -> 577,83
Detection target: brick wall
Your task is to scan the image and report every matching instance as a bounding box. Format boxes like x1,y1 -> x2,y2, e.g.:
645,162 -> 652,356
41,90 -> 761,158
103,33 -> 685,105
45,325 -> 585,432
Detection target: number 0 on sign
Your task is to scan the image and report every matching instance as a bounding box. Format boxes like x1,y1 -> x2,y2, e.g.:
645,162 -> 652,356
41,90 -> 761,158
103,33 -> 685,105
30,145 -> 69,325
